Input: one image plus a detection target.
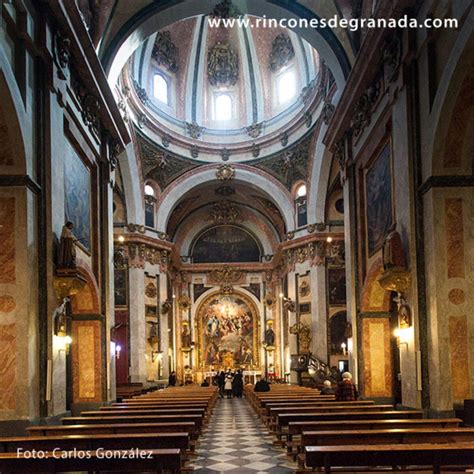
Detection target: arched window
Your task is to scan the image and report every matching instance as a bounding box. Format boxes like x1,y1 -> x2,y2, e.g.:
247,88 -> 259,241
295,183 -> 307,227
277,69 -> 296,105
214,93 -> 233,121
144,184 -> 156,227
153,74 -> 168,104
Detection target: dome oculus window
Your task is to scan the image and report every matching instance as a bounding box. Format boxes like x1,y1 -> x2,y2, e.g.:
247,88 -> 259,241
277,69 -> 296,105
153,74 -> 169,104
214,93 -> 233,121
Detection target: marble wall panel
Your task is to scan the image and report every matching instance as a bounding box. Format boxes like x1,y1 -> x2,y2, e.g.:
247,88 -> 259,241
0,324 -> 16,410
445,198 -> 465,279
362,318 -> 392,397
73,321 -> 102,402
449,315 -> 470,401
360,257 -> 391,312
0,197 -> 15,283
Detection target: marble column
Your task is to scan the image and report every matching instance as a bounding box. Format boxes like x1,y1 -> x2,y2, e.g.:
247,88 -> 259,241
310,264 -> 328,361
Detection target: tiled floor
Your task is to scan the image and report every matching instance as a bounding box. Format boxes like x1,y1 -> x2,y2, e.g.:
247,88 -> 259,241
190,397 -> 296,473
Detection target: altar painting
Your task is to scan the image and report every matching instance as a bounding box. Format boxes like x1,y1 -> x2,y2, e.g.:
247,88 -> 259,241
198,293 -> 259,369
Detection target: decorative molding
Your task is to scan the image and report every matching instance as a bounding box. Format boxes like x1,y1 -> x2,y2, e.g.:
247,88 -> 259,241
208,42 -> 239,87
210,0 -> 241,19
126,223 -> 145,233
132,79 -> 149,105
279,131 -> 289,147
53,32 -> 71,80
252,143 -> 260,158
269,33 -> 295,72
321,100 -> 335,126
152,31 -> 179,73
221,148 -> 231,161
300,79 -> 317,105
382,33 -> 402,83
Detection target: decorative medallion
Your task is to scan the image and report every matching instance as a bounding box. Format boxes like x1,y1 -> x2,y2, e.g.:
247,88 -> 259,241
269,33 -> 295,72
145,282 -> 157,298
264,293 -> 275,308
80,94 -> 100,133
0,295 -> 16,313
208,265 -> 243,285
246,122 -> 263,138
448,288 -> 465,305
208,200 -> 241,224
186,121 -> 204,139
152,31 -> 178,73
208,42 -> 239,87
162,134 -> 170,148
216,164 -> 235,181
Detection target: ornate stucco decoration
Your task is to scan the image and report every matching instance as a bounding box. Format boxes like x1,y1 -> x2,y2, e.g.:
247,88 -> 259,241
209,200 -> 241,224
383,34 -> 402,82
137,113 -> 148,129
221,148 -> 231,161
216,164 -> 235,181
351,78 -> 381,138
162,134 -> 171,148
152,31 -> 179,73
280,131 -> 289,147
321,100 -> 335,125
246,122 -> 263,138
186,121 -> 204,139
207,42 -> 239,87
300,79 -> 317,105
138,132 -> 199,189
210,0 -> 241,19
208,265 -> 243,286
53,32 -> 71,80
178,295 -> 192,311
76,92 -> 100,134
290,322 -> 312,353
252,143 -> 260,158
145,282 -> 157,298
190,145 -> 199,158
304,111 -> 312,128
133,79 -> 149,104
113,246 -> 127,269
252,135 -> 312,190
269,33 -> 295,72
126,223 -> 145,233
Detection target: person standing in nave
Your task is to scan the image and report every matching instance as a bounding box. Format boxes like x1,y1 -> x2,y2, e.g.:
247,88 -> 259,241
335,372 -> 358,401
232,369 -> 244,398
216,371 -> 225,398
320,380 -> 335,395
224,372 -> 234,398
168,371 -> 177,387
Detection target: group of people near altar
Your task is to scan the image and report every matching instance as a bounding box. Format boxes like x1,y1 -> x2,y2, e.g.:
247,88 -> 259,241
213,369 -> 244,398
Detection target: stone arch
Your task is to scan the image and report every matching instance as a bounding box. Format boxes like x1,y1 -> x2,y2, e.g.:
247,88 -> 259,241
156,165 -> 294,231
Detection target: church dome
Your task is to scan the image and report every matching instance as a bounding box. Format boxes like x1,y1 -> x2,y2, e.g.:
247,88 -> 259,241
120,15 -> 328,162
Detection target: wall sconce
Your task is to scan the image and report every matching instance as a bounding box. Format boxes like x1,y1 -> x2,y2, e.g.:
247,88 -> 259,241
152,350 -> 163,363
394,327 -> 411,347
115,344 -> 122,359
341,342 -> 347,355
58,335 -> 72,355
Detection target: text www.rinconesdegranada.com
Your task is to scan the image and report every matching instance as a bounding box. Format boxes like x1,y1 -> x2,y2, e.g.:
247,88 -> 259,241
208,15 -> 458,31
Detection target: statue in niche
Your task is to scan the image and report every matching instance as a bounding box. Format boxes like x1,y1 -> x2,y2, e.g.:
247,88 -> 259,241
382,224 -> 407,270
181,324 -> 192,348
58,222 -> 78,269
264,321 -> 275,346
290,322 -> 312,353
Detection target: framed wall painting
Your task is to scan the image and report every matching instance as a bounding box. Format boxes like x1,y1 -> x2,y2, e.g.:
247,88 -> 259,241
365,141 -> 393,255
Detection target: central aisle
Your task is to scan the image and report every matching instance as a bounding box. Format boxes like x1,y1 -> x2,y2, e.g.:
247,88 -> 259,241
190,397 -> 296,473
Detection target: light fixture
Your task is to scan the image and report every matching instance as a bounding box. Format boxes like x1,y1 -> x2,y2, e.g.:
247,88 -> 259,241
118,235 -> 125,243
115,344 -> 122,359
327,236 -> 333,243
58,335 -> 72,355
394,327 -> 411,346
341,342 -> 347,355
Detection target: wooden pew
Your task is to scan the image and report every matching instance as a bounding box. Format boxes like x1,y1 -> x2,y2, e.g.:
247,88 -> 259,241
286,418 -> 462,451
275,410 -> 422,442
0,448 -> 181,473
304,442 -> 474,474
297,427 -> 474,466
27,421 -> 197,438
260,400 -> 375,418
61,414 -> 204,432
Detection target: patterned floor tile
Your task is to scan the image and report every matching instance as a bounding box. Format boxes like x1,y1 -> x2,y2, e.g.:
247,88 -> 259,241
192,397 -> 295,473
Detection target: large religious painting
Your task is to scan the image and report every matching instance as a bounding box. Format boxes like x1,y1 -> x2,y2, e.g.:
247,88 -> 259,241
365,142 -> 393,255
192,226 -> 261,263
197,292 -> 259,369
64,141 -> 91,250
328,268 -> 347,305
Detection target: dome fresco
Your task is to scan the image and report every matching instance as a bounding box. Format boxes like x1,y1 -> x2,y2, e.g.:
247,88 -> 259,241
121,15 -> 327,161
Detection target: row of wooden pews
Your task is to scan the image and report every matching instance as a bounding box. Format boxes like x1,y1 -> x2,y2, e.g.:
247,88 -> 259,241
245,384 -> 474,473
0,386 -> 218,473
